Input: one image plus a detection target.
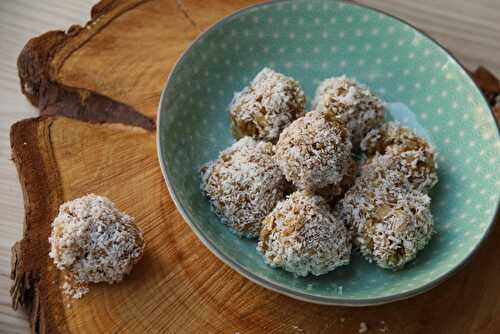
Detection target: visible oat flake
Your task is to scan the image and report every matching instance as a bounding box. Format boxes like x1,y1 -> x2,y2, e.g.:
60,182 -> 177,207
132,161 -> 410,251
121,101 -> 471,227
359,322 -> 368,333
230,67 -> 306,142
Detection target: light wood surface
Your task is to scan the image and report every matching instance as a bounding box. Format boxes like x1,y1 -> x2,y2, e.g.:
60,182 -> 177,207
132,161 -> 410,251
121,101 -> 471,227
1,0 -> 499,333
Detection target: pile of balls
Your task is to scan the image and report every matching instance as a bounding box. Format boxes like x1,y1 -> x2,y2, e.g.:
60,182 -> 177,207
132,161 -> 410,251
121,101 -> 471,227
201,68 -> 437,276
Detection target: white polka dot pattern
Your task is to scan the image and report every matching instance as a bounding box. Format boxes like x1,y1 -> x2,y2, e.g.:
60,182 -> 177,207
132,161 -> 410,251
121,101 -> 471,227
159,0 -> 499,303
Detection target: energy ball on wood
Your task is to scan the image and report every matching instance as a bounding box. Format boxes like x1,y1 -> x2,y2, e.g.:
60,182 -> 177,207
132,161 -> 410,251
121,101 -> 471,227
361,122 -> 438,192
230,67 -> 306,142
201,137 -> 287,238
338,166 -> 434,270
312,76 -> 385,147
258,191 -> 351,276
275,110 -> 353,191
49,194 -> 145,298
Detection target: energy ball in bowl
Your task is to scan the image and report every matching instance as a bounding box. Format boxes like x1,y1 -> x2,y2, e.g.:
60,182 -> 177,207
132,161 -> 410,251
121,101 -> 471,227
320,158 -> 358,202
230,67 -> 306,142
275,110 -> 353,191
365,152 -> 437,193
361,121 -> 435,157
338,166 -> 434,270
49,194 -> 145,298
201,137 -> 287,238
312,76 -> 385,147
258,190 -> 351,276
361,122 -> 438,192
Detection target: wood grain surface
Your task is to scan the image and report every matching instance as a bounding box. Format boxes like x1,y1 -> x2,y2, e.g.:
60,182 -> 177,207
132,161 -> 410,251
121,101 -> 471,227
1,0 -> 499,333
9,115 -> 500,334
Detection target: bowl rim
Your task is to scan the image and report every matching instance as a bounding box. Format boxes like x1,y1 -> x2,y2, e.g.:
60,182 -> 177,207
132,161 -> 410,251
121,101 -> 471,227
156,0 -> 500,306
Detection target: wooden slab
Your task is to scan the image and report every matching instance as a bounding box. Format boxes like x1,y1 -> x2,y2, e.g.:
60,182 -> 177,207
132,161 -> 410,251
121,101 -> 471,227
17,0 -> 256,129
10,115 -> 500,334
10,0 -> 500,333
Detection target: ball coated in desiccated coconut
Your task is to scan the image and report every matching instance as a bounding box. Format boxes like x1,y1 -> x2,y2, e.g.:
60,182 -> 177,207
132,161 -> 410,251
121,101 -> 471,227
361,122 -> 438,192
230,67 -> 306,142
49,194 -> 144,297
258,190 -> 351,276
275,110 -> 353,191
366,152 -> 437,193
312,75 -> 385,147
361,121 -> 434,157
338,165 -> 434,270
316,158 -> 358,202
201,137 -> 287,238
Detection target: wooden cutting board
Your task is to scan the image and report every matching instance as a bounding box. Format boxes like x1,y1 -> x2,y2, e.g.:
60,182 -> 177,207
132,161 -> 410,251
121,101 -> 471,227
10,0 -> 500,333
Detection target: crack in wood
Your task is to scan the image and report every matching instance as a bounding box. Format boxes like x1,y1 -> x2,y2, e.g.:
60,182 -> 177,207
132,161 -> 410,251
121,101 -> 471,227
175,0 -> 201,31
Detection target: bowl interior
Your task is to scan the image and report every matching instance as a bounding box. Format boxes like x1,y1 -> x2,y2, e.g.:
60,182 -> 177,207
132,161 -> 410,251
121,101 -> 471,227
158,0 -> 499,304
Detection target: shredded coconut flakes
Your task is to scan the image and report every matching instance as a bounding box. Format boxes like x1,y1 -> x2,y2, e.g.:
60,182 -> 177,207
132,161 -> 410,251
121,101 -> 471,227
62,281 -> 89,299
359,322 -> 368,333
338,165 -> 434,270
275,110 -> 353,191
313,75 -> 385,147
361,122 -> 438,192
201,137 -> 287,238
230,67 -> 306,142
49,194 -> 145,298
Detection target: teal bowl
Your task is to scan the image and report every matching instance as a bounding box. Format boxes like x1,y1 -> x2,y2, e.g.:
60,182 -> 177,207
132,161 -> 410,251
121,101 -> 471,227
157,0 -> 499,305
